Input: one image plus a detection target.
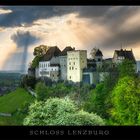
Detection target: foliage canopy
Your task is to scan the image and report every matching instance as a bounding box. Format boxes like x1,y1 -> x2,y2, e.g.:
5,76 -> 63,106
24,98 -> 105,126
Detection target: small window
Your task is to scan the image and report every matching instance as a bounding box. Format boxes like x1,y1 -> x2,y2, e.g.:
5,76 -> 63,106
69,67 -> 71,70
73,62 -> 75,65
69,76 -> 71,79
72,67 -> 74,70
69,62 -> 71,65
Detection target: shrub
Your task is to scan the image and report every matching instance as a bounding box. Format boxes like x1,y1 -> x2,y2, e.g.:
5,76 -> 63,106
23,98 -> 105,126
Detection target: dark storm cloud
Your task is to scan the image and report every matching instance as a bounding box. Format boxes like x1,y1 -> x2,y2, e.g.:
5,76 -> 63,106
11,30 -> 40,47
0,6 -> 119,27
76,6 -> 140,49
0,6 -> 76,27
11,30 -> 40,72
101,27 -> 140,48
1,6 -> 140,50
76,6 -> 111,18
0,6 -> 137,29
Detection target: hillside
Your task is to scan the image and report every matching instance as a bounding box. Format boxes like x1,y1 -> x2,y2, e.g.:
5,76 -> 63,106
0,88 -> 34,125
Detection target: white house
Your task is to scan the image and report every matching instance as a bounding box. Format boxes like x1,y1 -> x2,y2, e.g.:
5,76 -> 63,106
37,46 -> 61,81
113,49 -> 136,64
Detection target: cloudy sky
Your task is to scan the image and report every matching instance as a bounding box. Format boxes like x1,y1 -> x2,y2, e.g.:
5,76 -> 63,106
0,6 -> 140,71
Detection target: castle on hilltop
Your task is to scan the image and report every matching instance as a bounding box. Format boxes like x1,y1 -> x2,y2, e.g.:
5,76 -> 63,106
28,46 -> 136,85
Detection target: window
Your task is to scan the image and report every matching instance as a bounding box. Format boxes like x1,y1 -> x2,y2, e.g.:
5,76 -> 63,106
69,76 -> 71,79
72,67 -> 74,70
73,62 -> 75,65
69,67 -> 71,70
69,62 -> 71,65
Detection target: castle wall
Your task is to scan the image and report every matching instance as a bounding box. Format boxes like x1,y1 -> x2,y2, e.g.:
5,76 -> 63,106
59,56 -> 67,81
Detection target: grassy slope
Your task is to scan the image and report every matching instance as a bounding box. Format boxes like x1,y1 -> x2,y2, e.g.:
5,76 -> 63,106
0,88 -> 34,125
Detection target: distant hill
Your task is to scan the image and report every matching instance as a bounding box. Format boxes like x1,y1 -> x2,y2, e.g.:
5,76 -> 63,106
0,71 -> 21,80
0,71 -> 22,88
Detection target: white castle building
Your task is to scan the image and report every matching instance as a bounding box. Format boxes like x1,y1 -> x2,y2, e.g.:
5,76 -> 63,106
67,50 -> 87,83
28,46 -> 137,85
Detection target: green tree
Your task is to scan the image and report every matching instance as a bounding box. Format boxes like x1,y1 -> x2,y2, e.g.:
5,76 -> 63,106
31,45 -> 49,68
31,56 -> 42,68
84,72 -> 118,119
23,98 -> 105,126
33,45 -> 49,56
118,59 -> 136,78
51,83 -> 70,97
35,82 -> 51,101
20,75 -> 36,89
110,76 -> 140,125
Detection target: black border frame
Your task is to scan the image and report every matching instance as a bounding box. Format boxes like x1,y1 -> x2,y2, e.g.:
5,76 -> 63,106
0,0 -> 140,5
0,1 -> 140,139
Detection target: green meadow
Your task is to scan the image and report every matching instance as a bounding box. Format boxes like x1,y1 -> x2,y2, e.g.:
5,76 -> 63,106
0,88 -> 34,125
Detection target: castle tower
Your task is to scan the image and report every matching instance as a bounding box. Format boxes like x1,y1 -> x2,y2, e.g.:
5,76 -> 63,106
90,48 -> 103,62
67,50 -> 87,83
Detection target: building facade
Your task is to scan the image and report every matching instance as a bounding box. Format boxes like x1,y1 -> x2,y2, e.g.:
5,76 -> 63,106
113,48 -> 137,72
38,46 -> 61,81
113,49 -> 136,64
38,61 -> 60,81
59,46 -> 75,81
67,50 -> 87,83
90,48 -> 103,69
59,56 -> 67,80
